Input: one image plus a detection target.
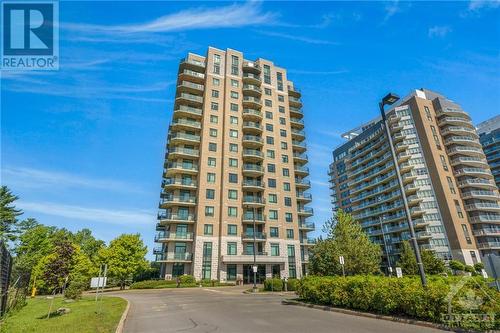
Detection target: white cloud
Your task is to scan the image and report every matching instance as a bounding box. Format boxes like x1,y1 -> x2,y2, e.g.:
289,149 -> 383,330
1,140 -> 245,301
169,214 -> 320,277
468,0 -> 500,11
256,30 -> 338,45
287,69 -> 348,75
64,2 -> 277,35
2,166 -> 145,193
20,201 -> 153,226
311,180 -> 331,187
383,0 -> 401,22
428,26 -> 452,38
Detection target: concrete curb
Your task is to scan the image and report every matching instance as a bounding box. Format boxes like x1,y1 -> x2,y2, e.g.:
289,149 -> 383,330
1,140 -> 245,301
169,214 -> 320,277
115,297 -> 130,333
281,299 -> 472,333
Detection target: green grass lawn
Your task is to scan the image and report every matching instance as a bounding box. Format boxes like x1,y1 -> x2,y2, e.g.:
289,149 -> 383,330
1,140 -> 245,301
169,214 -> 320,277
0,296 -> 127,333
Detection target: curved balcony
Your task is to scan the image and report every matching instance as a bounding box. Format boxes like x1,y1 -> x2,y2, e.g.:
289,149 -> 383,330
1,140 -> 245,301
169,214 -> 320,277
163,163 -> 198,176
440,126 -> 477,137
444,136 -> 481,147
177,81 -> 204,94
476,242 -> 500,250
242,84 -> 262,97
242,232 -> 266,241
454,167 -> 492,178
293,152 -> 308,164
410,206 -> 424,217
180,58 -> 205,71
437,107 -> 471,119
290,117 -> 304,128
242,212 -> 266,224
162,178 -> 197,190
242,121 -> 263,134
394,142 -> 409,153
291,129 -> 305,140
242,61 -> 261,74
294,165 -> 309,176
156,252 -> 193,262
178,69 -> 205,83
296,192 -> 312,203
438,116 -> 471,127
465,202 -> 500,211
157,212 -> 196,224
407,194 -> 424,206
298,207 -> 314,216
242,96 -> 262,109
242,180 -> 265,191
175,92 -> 203,106
451,156 -> 488,168
288,96 -> 303,108
289,106 -> 303,118
288,85 -> 301,98
292,140 -> 307,152
447,146 -> 483,157
242,149 -> 264,162
169,132 -> 200,145
173,105 -> 203,119
299,221 -> 315,231
242,164 -> 264,176
171,118 -> 201,131
461,190 -> 499,200
295,178 -> 311,189
301,238 -> 316,246
242,135 -> 263,148
469,214 -> 500,223
167,147 -> 199,159
458,178 -> 497,190
242,72 -> 261,85
155,231 -> 194,242
159,195 -> 197,207
242,108 -> 262,121
349,170 -> 397,194
399,162 -> 414,173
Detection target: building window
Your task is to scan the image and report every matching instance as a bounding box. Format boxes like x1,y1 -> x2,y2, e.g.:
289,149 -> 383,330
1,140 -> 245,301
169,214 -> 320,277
269,227 -> 279,237
206,189 -> 215,199
267,150 -> 275,158
285,213 -> 293,222
461,224 -> 472,245
269,210 -> 278,220
279,106 -> 285,113
263,64 -> 271,84
230,116 -> 238,124
211,102 -> 218,111
228,224 -> 237,236
283,182 -> 290,191
286,229 -> 294,239
266,136 -> 274,145
227,242 -> 237,255
267,164 -> 276,173
268,194 -> 277,203
280,129 -> 287,137
265,111 -> 273,119
229,173 -> 238,183
208,157 -> 216,167
230,103 -> 238,112
230,130 -> 238,138
264,88 -> 271,95
227,264 -> 237,280
228,206 -> 237,217
284,197 -> 292,206
266,123 -> 274,132
265,99 -> 272,107
231,55 -> 239,75
202,242 -> 212,280
229,158 -> 238,167
440,155 -> 448,171
204,224 -> 213,235
230,91 -> 238,99
212,78 -> 220,86
207,173 -> 215,183
282,168 -> 289,177
281,142 -> 288,150
424,106 -> 432,121
208,143 -> 217,152
228,190 -> 238,200
276,72 -> 283,91
282,155 -> 289,163
454,200 -> 464,218
279,117 -> 286,125
210,115 -> 218,124
268,178 -> 276,188
231,79 -> 239,87
213,54 -> 221,74
229,143 -> 238,152
211,90 -> 219,98
209,128 -> 217,137
270,243 -> 280,256
205,206 -> 214,217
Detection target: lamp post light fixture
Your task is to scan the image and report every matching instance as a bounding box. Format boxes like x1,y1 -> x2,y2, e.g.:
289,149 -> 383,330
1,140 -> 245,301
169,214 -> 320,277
379,93 -> 427,287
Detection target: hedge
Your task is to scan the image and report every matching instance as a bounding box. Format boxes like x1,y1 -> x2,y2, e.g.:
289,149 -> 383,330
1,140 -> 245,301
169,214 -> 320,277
264,278 -> 283,291
129,277 -> 235,289
296,275 -> 500,330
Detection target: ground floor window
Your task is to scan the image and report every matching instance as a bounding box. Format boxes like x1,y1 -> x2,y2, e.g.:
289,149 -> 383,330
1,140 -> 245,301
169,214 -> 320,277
288,264 -> 297,278
202,242 -> 212,280
227,264 -> 237,281
272,264 -> 280,278
172,263 -> 184,277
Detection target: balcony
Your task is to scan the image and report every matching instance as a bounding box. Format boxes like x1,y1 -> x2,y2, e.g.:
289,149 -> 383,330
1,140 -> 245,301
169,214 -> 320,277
476,242 -> 500,250
458,178 -> 497,190
290,117 -> 304,128
293,152 -> 308,163
242,149 -> 264,162
242,72 -> 261,85
441,126 -> 477,137
294,165 -> 309,176
164,162 -> 198,175
288,96 -> 303,108
242,61 -> 261,73
221,253 -> 286,264
153,247 -> 164,255
180,58 -> 205,71
167,147 -> 199,159
242,96 -> 262,109
288,85 -> 301,98
444,136 -> 480,147
465,202 -> 500,211
415,231 -> 432,240
242,135 -> 263,148
159,195 -> 197,207
178,69 -> 205,83
173,105 -> 203,118
461,190 -> 499,200
295,178 -> 311,189
162,178 -> 197,189
451,156 -> 488,168
301,238 -> 316,246
177,81 -> 204,94
469,214 -> 500,223
175,92 -> 203,106
472,228 -> 500,237
242,164 -> 264,176
291,129 -> 305,140
157,213 -> 196,224
296,192 -> 312,203
289,106 -> 303,118
242,121 -> 263,134
454,167 -> 492,178
292,140 -> 307,152
156,252 -> 193,262
298,207 -> 314,216
242,180 -> 265,191
242,196 -> 266,207
242,84 -> 262,96
171,118 -> 201,130
169,132 -> 201,144
242,108 -> 262,120
447,146 -> 483,157
242,213 -> 266,224
242,232 -> 266,241
438,116 -> 471,127
437,107 -> 470,119
299,221 -> 315,231
155,231 -> 194,242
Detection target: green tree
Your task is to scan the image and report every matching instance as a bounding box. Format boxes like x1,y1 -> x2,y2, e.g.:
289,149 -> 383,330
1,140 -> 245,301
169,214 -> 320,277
15,224 -> 56,276
309,210 -> 381,276
0,186 -> 23,242
397,241 -> 445,275
72,228 -> 105,264
99,234 -> 148,289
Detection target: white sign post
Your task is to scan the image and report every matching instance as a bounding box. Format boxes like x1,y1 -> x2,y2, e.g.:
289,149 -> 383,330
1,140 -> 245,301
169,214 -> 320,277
339,256 -> 345,277
395,267 -> 403,278
90,277 -> 107,289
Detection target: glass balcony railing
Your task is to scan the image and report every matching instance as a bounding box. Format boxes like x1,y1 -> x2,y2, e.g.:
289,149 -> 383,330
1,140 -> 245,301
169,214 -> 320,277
157,212 -> 195,222
242,231 -> 266,239
162,178 -> 197,187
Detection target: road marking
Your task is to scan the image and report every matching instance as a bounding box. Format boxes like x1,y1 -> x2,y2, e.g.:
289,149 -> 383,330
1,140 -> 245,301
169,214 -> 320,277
203,288 -> 222,293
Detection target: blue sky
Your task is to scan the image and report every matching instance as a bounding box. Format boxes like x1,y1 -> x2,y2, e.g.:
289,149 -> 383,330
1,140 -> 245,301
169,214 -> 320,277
2,1 -> 499,258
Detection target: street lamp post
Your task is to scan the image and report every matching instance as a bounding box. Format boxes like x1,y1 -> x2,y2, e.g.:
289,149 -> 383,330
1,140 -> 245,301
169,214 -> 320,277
378,216 -> 392,275
379,93 -> 427,287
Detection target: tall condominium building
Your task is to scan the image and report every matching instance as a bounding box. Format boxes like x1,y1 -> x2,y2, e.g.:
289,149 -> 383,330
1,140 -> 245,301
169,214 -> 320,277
329,89 -> 500,268
154,47 -> 314,282
477,115 -> 500,189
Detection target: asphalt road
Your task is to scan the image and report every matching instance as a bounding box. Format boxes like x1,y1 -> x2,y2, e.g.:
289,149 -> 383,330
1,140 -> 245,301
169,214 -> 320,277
109,286 -> 446,333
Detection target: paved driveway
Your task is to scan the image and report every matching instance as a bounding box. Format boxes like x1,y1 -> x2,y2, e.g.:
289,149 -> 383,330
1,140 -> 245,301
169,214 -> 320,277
109,287 -> 445,333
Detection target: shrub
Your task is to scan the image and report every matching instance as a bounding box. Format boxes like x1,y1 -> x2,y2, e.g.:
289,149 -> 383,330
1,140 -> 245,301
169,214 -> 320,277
287,278 -> 299,291
449,260 -> 465,272
474,262 -> 484,272
129,279 -> 176,289
264,278 -> 283,291
464,265 -> 475,273
178,275 -> 196,284
297,275 -> 500,330
64,279 -> 86,300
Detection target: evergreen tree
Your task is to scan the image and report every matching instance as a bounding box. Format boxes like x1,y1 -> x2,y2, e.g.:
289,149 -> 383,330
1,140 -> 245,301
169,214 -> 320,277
0,186 -> 23,242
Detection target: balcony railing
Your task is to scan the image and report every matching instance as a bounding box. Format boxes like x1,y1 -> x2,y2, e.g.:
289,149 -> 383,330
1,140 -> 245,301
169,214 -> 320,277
157,213 -> 196,222
162,178 -> 197,187
242,232 -> 266,239
171,118 -> 201,129
243,164 -> 264,173
242,196 -> 266,204
155,231 -> 194,241
164,162 -> 198,172
160,195 -> 197,204
167,147 -> 200,157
